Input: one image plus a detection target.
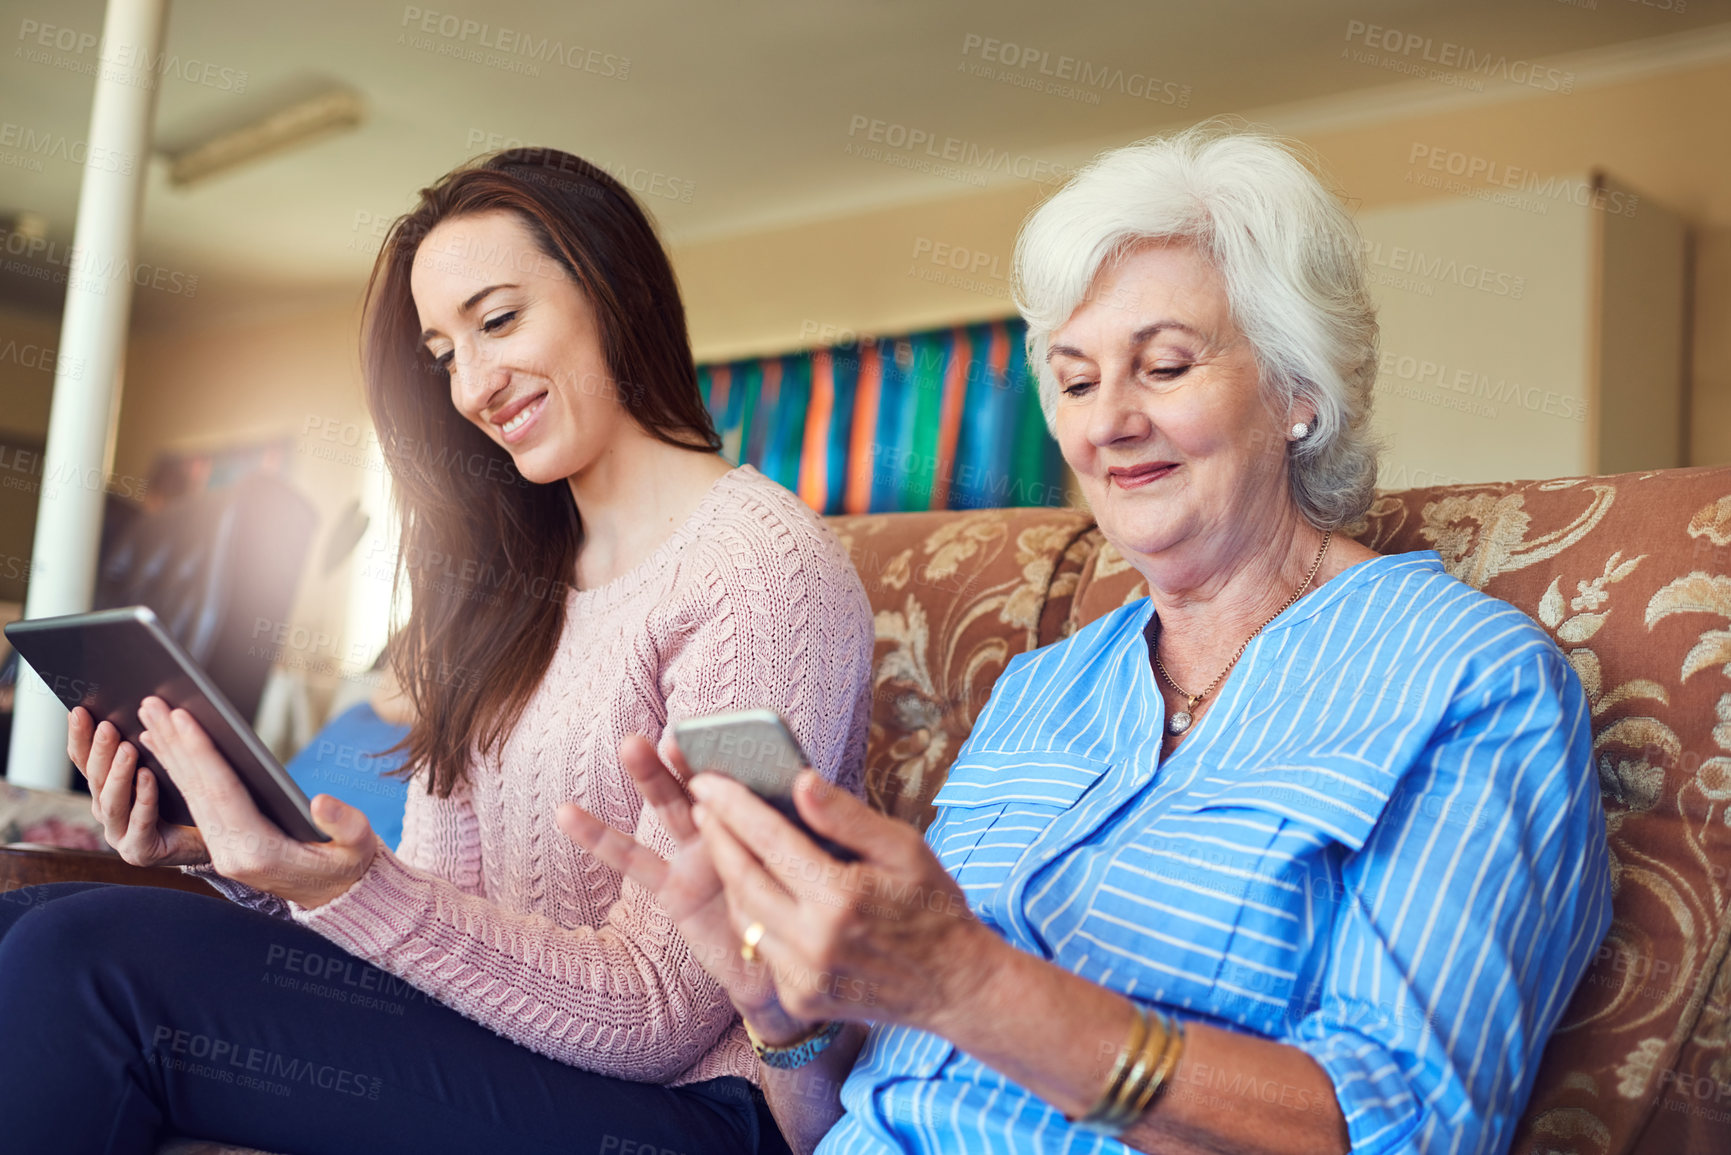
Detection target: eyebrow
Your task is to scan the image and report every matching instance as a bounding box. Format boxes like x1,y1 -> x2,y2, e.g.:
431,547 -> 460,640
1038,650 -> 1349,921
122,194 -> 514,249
419,283 -> 519,345
1046,320 -> 1201,362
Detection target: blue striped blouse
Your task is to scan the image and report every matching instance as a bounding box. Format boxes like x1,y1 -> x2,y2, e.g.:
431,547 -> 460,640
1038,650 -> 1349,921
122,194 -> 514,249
817,549 -> 1613,1155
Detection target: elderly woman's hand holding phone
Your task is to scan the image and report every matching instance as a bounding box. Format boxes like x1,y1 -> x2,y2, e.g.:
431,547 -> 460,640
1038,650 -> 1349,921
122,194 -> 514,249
554,734 -> 792,1031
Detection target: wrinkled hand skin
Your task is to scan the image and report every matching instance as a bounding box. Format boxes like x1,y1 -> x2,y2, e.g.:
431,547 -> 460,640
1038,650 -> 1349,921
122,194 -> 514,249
687,769 -> 997,1037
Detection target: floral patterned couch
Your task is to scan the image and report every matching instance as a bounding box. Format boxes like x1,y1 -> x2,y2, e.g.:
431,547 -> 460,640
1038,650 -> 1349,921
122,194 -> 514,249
831,464 -> 1731,1155
9,466 -> 1729,1155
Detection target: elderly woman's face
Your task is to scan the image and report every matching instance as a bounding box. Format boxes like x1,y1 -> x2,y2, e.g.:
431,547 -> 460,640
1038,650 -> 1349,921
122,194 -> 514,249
1048,242 -> 1300,563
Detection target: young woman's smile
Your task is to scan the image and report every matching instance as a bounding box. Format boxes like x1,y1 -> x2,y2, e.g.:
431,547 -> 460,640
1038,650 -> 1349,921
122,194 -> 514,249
411,211 -> 627,487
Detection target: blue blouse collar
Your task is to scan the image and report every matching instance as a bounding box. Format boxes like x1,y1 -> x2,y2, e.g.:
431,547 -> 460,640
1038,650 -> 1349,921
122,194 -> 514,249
1135,548 -> 1446,638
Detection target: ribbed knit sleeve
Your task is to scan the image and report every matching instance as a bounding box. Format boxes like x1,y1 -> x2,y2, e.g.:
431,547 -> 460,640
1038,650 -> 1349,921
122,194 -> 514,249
181,762 -> 481,916
286,479 -> 875,1085
396,775 -> 485,897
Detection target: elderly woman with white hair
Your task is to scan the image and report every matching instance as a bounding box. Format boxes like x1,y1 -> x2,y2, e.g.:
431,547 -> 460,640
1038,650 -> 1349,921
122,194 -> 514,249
559,124 -> 1613,1155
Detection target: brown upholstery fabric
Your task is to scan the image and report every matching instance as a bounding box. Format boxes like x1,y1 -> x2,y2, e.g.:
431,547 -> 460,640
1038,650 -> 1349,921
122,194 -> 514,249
828,507 -> 1095,830
1368,471 -> 1731,1154
837,466 -> 1731,1155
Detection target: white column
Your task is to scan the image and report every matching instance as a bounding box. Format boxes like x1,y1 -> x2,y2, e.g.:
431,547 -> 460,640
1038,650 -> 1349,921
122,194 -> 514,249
7,0 -> 169,790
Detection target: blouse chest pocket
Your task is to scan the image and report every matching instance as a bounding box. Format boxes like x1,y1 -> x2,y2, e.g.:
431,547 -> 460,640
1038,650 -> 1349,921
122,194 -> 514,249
1073,758 -> 1394,1032
928,750 -> 1110,922
1163,761 -> 1391,1032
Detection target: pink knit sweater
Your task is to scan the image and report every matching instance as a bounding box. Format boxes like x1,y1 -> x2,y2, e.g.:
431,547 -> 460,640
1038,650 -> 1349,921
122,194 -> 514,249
195,465 -> 875,1086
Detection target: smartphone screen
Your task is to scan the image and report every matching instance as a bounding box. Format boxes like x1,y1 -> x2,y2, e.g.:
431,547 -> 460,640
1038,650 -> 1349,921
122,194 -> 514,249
670,710 -> 859,862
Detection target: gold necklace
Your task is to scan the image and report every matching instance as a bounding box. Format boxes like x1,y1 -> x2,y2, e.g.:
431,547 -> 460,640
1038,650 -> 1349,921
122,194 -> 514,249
1154,530 -> 1333,736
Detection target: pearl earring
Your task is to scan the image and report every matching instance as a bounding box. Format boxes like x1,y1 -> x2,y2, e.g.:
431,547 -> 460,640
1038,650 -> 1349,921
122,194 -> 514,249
1289,422 -> 1310,440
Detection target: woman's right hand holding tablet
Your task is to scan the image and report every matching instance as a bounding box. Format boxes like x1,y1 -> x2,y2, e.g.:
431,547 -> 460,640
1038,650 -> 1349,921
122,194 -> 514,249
67,705 -> 210,869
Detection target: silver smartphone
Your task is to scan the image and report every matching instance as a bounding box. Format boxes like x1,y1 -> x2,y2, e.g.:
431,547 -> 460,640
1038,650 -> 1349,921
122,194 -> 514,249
4,605 -> 329,843
669,709 -> 858,862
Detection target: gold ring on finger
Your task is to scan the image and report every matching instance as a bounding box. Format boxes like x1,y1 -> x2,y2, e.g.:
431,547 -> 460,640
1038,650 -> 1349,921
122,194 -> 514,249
740,920 -> 766,964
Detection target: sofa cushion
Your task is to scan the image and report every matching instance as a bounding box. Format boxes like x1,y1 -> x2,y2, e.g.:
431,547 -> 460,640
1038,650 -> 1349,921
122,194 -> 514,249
828,507 -> 1095,830
1056,467 -> 1731,1155
0,781 -> 105,851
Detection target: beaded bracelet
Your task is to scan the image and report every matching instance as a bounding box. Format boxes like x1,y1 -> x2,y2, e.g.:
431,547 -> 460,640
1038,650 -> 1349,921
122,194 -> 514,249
744,1018 -> 845,1070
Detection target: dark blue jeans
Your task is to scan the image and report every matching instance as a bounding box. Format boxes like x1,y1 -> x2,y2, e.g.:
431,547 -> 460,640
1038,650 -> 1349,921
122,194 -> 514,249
0,883 -> 789,1155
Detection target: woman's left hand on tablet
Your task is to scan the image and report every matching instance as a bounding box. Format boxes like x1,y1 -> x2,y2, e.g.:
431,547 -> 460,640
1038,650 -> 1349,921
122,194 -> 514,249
69,705 -> 210,870
135,696 -> 378,908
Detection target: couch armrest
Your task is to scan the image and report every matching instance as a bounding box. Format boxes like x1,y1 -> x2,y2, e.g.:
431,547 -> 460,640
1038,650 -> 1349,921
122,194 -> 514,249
0,844 -> 216,895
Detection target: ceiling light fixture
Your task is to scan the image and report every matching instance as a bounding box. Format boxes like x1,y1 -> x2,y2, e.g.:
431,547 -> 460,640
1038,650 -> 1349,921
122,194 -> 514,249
161,88 -> 365,188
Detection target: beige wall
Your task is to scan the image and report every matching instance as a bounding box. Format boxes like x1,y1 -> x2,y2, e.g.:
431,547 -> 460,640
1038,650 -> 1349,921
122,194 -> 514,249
1300,60 -> 1731,229
1356,192 -> 1597,486
0,307 -> 62,437
0,308 -> 65,601
1596,176 -> 1690,475
1694,226 -> 1731,468
113,297 -> 368,489
677,183 -> 1044,363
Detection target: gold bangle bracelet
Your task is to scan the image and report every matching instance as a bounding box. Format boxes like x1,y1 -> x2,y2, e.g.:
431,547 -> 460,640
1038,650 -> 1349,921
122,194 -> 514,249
1106,1008 -> 1166,1123
1126,1012 -> 1185,1121
1072,1002 -> 1149,1130
1080,1008 -> 1186,1136
1097,1004 -> 1150,1121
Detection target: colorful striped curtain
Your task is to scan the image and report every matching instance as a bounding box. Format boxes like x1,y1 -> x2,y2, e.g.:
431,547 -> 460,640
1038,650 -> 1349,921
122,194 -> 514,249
697,318 -> 1068,515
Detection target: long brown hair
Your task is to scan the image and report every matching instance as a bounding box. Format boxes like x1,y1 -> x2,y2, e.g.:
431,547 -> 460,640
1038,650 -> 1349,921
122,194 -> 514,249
363,148 -> 721,797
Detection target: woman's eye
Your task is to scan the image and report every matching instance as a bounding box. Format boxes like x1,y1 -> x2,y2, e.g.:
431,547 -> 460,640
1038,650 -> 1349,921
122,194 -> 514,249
482,310 -> 517,334
1150,363 -> 1192,380
431,349 -> 453,370
1061,380 -> 1096,397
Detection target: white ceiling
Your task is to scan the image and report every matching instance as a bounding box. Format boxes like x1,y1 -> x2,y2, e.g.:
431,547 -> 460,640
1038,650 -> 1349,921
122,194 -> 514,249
3,0 -> 1729,324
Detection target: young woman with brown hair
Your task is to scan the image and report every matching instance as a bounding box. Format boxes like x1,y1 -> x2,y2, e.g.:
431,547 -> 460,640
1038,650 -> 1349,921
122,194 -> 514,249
0,149 -> 873,1154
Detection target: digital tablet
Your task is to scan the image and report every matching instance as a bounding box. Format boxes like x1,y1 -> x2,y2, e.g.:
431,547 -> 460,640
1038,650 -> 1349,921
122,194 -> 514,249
4,605 -> 329,843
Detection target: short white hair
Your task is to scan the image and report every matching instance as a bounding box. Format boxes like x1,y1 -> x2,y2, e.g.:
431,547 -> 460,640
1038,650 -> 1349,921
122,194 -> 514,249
1013,120 -> 1381,529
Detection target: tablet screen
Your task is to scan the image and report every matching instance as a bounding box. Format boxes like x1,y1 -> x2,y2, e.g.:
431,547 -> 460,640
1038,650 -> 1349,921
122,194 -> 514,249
5,605 -> 329,843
